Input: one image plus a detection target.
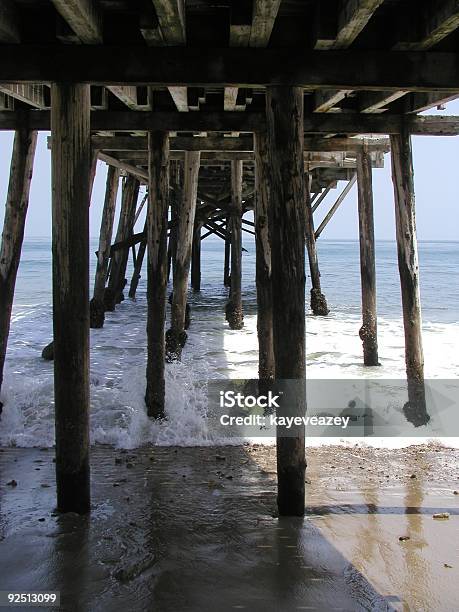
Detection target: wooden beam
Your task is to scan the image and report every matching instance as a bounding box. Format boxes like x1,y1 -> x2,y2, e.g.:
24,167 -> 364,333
250,0 -> 281,47
50,0 -> 102,44
397,0 -> 459,50
98,152 -> 149,182
0,84 -> 47,109
151,0 -> 186,45
334,0 -> 384,49
313,89 -> 352,113
360,1 -> 459,113
51,83 -> 91,514
107,86 -> 148,111
315,174 -> 357,239
3,47 -> 459,91
3,111 -> 459,136
0,0 -> 20,43
92,135 -> 390,153
404,91 -> 459,114
168,86 -> 188,112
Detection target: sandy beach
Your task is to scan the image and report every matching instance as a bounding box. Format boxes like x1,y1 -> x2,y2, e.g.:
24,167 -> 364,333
0,443 -> 457,611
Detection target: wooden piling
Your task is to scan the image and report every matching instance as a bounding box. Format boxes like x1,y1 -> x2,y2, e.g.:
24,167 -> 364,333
191,221 -> 201,292
51,83 -> 91,513
390,129 -> 429,426
266,86 -> 306,517
145,130 -> 169,418
167,162 -> 181,283
254,132 -> 274,381
357,144 -> 379,366
128,226 -> 147,299
166,151 -> 200,360
305,172 -> 329,316
225,160 -> 244,330
0,128 -> 37,403
105,174 -> 139,310
90,165 -> 120,328
224,218 -> 231,286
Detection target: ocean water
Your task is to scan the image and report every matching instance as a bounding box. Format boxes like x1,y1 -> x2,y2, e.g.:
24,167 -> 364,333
1,237 -> 458,448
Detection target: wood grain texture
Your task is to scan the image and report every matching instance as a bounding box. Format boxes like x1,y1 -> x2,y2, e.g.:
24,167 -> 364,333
145,130 -> 169,418
254,131 -> 274,381
166,150 -> 200,359
357,144 -> 379,366
266,86 -> 306,517
90,165 -> 119,328
390,130 -> 428,427
0,128 -> 37,398
51,83 -> 91,513
226,159 -> 244,330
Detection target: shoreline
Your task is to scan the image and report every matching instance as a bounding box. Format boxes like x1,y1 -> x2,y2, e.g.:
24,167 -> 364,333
1,443 -> 457,611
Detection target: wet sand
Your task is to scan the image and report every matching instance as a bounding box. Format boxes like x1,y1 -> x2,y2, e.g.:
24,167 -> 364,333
0,444 -> 458,611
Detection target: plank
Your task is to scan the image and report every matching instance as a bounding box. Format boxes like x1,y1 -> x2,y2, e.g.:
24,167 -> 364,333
151,0 -> 186,45
51,0 -> 102,44
91,135 -> 390,153
397,0 -> 459,50
250,0 -> 281,47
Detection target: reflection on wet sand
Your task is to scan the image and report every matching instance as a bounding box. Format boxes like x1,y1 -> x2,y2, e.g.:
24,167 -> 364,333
0,444 -> 457,611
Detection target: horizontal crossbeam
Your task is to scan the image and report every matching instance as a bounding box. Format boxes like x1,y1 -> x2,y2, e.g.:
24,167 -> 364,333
1,46 -> 459,91
2,111 -> 459,135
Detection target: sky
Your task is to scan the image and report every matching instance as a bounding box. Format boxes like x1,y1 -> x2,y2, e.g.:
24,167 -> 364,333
1,101 -> 458,242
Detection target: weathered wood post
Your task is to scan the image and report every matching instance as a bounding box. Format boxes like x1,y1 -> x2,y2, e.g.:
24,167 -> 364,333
305,172 -> 329,316
51,83 -> 91,513
223,217 -> 231,286
166,151 -> 200,360
167,162 -> 181,283
390,129 -> 429,427
0,129 -> 37,404
357,144 -> 379,366
191,221 -> 202,292
145,130 -> 169,418
266,86 -> 306,517
225,160 -> 244,329
128,224 -> 147,299
90,165 -> 120,328
254,131 -> 274,382
105,174 -> 139,310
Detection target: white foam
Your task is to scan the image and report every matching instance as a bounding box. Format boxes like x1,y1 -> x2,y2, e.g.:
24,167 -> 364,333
1,293 -> 459,449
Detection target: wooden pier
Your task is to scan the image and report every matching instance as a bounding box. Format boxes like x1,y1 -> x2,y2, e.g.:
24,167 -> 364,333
1,0 -> 458,515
